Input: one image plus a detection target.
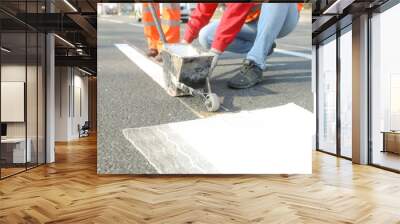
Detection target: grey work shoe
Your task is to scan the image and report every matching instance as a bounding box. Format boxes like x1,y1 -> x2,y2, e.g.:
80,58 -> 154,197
228,59 -> 263,89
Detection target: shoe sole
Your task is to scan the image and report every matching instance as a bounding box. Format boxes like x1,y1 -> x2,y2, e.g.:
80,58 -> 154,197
227,77 -> 262,89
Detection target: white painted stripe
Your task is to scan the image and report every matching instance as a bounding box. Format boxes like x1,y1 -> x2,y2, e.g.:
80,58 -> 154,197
101,18 -> 124,24
277,43 -> 311,51
121,131 -> 163,174
115,44 -> 165,88
129,22 -> 144,27
115,43 -> 206,118
274,48 -> 312,60
159,129 -> 206,173
123,103 -> 313,174
100,17 -> 144,27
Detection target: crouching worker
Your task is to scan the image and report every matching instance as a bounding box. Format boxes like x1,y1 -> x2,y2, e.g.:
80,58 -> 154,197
142,3 -> 180,62
183,3 -> 302,89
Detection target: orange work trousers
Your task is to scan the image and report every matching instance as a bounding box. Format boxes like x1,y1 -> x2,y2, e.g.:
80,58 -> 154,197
142,3 -> 180,50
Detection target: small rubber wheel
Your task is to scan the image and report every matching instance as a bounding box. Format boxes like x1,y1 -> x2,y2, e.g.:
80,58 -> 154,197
205,93 -> 220,112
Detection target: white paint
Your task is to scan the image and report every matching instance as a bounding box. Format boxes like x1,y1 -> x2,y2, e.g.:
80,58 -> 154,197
123,103 -> 313,174
115,43 -> 206,118
274,48 -> 312,60
116,44 -> 165,89
101,18 -> 125,24
129,22 -> 144,27
99,17 -> 143,27
278,43 -> 311,51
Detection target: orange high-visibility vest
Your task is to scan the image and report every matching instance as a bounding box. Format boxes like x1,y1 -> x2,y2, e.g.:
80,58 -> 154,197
142,3 -> 180,50
245,3 -> 304,23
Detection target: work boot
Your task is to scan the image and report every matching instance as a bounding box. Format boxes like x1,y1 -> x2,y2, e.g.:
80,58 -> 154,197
228,59 -> 262,89
146,48 -> 158,57
268,42 -> 276,56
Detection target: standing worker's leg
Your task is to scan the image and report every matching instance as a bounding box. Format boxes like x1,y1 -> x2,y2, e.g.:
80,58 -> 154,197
142,3 -> 161,57
160,3 -> 181,47
228,3 -> 299,89
148,3 -> 180,62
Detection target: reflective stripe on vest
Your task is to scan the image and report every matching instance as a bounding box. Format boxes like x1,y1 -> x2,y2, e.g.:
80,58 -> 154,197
142,4 -> 160,14
245,4 -> 261,23
143,20 -> 180,28
161,20 -> 180,27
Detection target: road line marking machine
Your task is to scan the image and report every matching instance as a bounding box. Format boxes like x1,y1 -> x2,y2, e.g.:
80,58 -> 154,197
148,4 -> 220,112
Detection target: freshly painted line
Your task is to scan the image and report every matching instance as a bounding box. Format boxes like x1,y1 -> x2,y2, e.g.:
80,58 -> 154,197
277,43 -> 311,51
159,129 -> 206,173
120,131 -> 163,174
101,18 -> 124,24
123,103 -> 313,174
115,44 -> 165,88
115,43 -> 206,118
274,48 -> 312,60
100,17 -> 144,27
129,22 -> 144,27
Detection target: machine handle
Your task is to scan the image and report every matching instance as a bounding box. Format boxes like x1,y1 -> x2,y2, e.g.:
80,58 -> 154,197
148,3 -> 167,44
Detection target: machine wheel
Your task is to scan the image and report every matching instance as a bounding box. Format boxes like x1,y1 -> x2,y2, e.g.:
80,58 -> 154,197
205,93 -> 220,112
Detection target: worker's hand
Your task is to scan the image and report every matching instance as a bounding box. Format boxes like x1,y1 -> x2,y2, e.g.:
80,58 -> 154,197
209,48 -> 221,72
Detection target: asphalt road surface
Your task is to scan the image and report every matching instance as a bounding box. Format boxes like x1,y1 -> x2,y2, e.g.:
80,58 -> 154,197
97,13 -> 312,174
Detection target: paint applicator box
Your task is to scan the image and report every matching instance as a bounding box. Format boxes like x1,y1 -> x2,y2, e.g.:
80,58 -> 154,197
160,44 -> 214,96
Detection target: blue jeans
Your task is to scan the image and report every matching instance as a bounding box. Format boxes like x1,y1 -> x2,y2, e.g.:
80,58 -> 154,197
198,3 -> 299,70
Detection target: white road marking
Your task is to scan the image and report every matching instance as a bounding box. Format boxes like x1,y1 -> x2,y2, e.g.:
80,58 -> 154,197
277,43 -> 311,51
115,44 -> 165,88
129,22 -> 144,27
115,43 -> 205,118
274,48 -> 312,60
100,17 -> 144,27
100,18 -> 124,24
123,103 -> 313,174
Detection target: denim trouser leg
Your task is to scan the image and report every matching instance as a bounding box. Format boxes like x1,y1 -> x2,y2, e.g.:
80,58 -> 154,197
198,20 -> 257,53
197,4 -> 299,69
246,4 -> 299,70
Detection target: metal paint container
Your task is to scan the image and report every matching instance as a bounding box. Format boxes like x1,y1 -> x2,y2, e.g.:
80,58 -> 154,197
161,44 -> 214,96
